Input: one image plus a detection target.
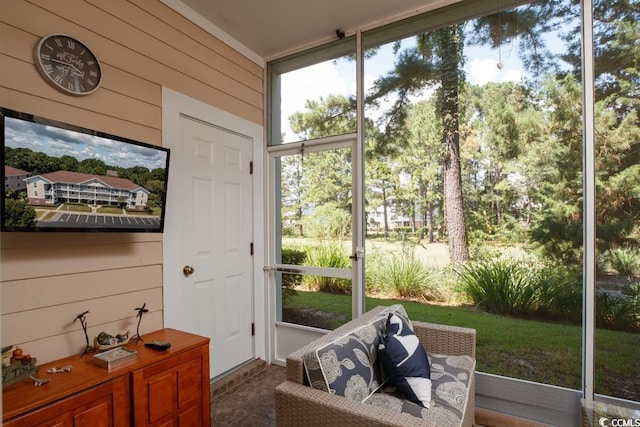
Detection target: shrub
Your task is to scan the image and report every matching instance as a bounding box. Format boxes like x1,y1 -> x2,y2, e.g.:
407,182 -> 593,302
456,259 -> 538,316
621,281 -> 640,328
364,248 -> 386,294
280,247 -> 306,302
303,203 -> 351,239
605,248 -> 640,278
372,254 -> 433,300
457,257 -> 640,331
596,292 -> 640,332
304,243 -> 351,294
532,264 -> 582,322
622,281 -> 640,307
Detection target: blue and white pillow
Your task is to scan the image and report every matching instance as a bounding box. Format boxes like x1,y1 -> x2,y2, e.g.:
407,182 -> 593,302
378,312 -> 432,408
303,320 -> 385,402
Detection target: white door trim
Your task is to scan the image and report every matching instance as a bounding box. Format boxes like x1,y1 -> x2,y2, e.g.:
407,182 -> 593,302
161,87 -> 267,365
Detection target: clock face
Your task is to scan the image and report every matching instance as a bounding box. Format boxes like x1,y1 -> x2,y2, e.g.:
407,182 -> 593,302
34,34 -> 102,96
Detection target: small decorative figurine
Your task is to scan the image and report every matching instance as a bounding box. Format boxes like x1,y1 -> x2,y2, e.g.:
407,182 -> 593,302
94,330 -> 131,351
74,310 -> 95,356
47,365 -> 72,374
2,345 -> 42,388
132,303 -> 148,343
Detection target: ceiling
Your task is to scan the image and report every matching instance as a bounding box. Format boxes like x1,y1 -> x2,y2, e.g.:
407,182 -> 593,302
174,0 -> 454,60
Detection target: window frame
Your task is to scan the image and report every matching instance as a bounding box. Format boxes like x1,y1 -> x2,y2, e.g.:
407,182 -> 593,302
265,0 -> 640,423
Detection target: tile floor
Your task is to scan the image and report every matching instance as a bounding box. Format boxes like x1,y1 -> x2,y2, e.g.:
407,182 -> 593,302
211,360 -> 287,426
209,359 -> 545,427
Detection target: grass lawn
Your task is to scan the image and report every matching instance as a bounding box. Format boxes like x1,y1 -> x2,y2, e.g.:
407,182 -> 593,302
60,203 -> 92,212
285,290 -> 640,400
98,206 -> 123,214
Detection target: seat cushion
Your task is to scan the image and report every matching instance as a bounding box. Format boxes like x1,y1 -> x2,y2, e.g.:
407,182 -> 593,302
429,354 -> 474,419
366,391 -> 462,425
365,353 -> 474,426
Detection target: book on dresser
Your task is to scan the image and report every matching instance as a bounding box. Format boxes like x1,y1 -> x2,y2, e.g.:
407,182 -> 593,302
92,347 -> 137,370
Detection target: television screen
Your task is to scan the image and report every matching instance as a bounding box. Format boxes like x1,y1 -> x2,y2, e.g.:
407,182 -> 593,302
1,107 -> 170,232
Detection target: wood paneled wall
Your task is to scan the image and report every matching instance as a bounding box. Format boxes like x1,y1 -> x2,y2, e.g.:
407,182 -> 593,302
0,0 -> 263,363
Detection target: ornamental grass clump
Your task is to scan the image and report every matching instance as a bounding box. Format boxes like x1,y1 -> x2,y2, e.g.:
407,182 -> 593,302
532,264 -> 582,322
304,243 -> 351,294
456,259 -> 537,317
371,254 -> 439,300
605,247 -> 640,278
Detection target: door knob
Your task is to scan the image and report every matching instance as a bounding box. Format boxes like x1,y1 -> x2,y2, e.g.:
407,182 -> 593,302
183,265 -> 195,276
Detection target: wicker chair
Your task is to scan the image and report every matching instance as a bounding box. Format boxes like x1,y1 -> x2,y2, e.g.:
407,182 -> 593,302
275,305 -> 476,426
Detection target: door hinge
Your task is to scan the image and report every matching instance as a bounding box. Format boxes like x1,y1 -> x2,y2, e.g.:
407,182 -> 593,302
250,242 -> 254,255
251,322 -> 255,336
249,161 -> 253,174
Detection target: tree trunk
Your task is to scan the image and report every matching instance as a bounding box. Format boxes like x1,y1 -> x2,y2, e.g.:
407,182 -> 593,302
439,25 -> 469,263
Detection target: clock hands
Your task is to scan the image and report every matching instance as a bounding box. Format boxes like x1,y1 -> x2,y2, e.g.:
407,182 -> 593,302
49,58 -> 85,77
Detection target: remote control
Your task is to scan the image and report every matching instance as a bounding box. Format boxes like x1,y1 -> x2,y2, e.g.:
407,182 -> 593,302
145,341 -> 171,351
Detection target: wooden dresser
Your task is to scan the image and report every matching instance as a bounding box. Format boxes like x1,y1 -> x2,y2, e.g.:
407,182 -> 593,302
2,328 -> 210,426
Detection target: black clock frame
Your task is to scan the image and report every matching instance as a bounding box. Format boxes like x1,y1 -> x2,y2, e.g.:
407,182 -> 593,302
34,33 -> 103,96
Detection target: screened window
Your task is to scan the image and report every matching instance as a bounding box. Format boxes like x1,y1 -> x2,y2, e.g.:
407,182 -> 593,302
267,0 -> 639,419
267,38 -> 357,145
592,0 -> 640,402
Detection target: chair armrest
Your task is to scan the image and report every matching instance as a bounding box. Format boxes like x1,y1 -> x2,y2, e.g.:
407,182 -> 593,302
412,321 -> 476,359
275,381 -> 437,427
284,353 -> 306,384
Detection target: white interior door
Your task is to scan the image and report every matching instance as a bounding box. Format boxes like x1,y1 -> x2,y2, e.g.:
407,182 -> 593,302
165,113 -> 254,378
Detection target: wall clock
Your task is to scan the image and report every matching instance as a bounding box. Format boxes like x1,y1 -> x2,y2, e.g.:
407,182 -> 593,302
34,34 -> 102,96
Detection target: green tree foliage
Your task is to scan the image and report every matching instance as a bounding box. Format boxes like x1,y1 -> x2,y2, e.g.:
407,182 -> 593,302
530,0 -> 640,259
280,154 -> 306,236
4,147 -> 61,174
289,95 -> 357,139
303,202 -> 351,239
464,82 -> 535,243
401,100 -> 443,241
144,180 -> 167,210
78,158 -> 107,175
59,155 -> 79,172
3,189 -> 36,228
4,146 -> 167,211
283,94 -> 362,237
282,0 -> 639,270
367,25 -> 471,262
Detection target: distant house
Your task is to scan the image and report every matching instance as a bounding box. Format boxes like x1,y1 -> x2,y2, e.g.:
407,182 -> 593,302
4,165 -> 31,191
24,170 -> 150,210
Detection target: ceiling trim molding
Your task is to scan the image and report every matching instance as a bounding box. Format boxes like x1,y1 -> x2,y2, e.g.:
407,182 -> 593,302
263,0 -> 464,61
160,0 -> 265,66
358,0 -> 463,33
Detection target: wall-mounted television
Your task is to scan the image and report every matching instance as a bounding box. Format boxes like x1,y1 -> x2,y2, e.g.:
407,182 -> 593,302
1,107 -> 170,232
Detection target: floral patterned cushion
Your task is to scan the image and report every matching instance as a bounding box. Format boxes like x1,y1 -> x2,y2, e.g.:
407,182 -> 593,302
366,391 -> 462,425
302,304 -> 412,402
303,320 -> 385,402
430,354 -> 474,420
365,353 -> 474,425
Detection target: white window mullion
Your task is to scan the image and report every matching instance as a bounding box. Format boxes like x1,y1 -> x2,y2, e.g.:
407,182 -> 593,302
581,0 -> 596,402
352,29 -> 366,320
